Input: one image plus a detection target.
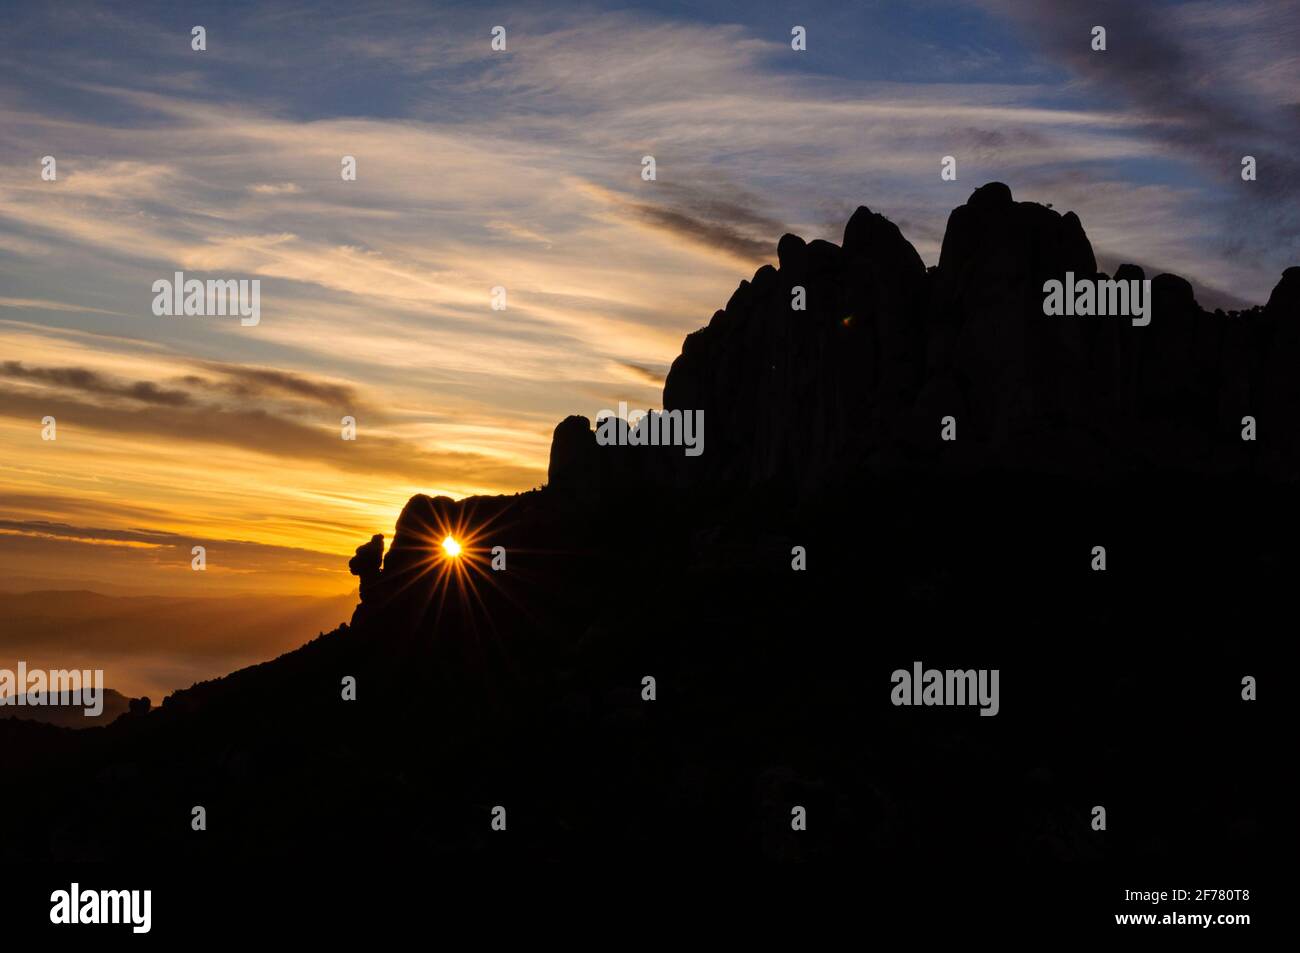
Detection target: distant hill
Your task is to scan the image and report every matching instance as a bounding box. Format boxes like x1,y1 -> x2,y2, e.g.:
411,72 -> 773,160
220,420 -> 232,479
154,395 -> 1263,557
0,687 -> 134,728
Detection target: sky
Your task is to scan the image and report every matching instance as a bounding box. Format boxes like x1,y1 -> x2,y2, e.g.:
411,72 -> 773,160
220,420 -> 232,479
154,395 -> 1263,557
2,0 -> 1298,598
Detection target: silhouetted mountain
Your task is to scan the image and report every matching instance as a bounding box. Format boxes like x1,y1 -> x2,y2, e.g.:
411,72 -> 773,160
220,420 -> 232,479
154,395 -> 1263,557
0,688 -> 136,729
555,181 -> 1298,495
2,186 -> 1281,881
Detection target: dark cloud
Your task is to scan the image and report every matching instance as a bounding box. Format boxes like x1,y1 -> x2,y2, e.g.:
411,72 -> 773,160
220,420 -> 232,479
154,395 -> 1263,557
657,183 -> 788,234
974,0 -> 1300,252
183,363 -> 359,406
0,386 -> 543,491
627,201 -> 776,262
5,356 -> 383,423
1,361 -> 191,406
617,361 -> 667,386
616,180 -> 788,263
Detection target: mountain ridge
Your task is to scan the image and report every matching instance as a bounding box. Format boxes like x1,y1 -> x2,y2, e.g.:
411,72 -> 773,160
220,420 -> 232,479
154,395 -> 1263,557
1,183 -> 1283,866
549,181 -> 1298,499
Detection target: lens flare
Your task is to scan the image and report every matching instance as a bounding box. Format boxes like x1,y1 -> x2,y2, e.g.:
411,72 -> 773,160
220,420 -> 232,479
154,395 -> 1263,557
395,501 -> 550,640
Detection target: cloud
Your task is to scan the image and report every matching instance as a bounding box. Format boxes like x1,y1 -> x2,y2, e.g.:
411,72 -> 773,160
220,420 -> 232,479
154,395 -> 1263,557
616,361 -> 668,387
0,384 -> 543,491
1,360 -> 193,406
970,0 -> 1300,253
625,202 -> 776,263
572,179 -> 784,265
183,362 -> 359,407
1,358 -> 367,412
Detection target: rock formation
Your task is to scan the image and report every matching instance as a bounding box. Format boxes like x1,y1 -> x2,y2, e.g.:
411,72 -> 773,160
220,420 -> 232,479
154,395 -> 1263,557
634,182 -> 1300,489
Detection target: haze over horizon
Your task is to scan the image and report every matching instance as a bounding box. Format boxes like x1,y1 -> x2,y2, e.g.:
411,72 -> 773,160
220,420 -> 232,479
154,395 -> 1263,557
2,0 -> 1297,599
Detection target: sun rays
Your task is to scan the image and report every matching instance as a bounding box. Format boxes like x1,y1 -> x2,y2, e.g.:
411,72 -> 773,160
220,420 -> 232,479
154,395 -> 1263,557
370,496 -> 589,667
408,510 -> 490,613
389,501 -> 524,637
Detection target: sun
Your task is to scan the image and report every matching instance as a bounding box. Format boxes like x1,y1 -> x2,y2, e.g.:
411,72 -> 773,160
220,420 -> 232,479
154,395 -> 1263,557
394,501 -> 541,633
